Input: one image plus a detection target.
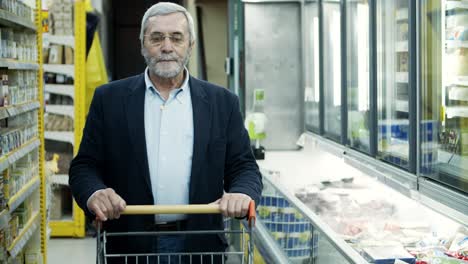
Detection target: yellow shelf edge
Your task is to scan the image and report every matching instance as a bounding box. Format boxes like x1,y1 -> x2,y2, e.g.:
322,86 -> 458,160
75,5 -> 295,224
5,137 -> 40,160
0,100 -> 40,111
5,137 -> 40,157
7,175 -> 40,212
0,209 -> 9,230
0,58 -> 39,70
0,137 -> 40,172
7,211 -> 40,253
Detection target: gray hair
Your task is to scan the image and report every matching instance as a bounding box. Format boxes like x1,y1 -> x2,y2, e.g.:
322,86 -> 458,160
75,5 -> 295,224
139,2 -> 196,46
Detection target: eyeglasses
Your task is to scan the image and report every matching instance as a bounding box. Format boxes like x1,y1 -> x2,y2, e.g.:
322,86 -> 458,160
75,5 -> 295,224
144,32 -> 186,46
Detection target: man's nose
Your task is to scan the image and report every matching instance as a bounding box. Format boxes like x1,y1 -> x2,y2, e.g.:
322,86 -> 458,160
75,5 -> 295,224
160,37 -> 174,52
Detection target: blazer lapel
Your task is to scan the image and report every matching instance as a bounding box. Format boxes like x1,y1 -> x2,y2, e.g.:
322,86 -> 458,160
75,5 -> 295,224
124,74 -> 153,197
189,77 -> 212,203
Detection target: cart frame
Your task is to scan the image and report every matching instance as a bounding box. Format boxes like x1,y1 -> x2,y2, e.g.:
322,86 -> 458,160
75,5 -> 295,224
96,201 -> 256,264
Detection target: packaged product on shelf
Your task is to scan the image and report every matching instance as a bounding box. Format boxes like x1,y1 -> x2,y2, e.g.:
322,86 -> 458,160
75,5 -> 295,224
55,74 -> 65,84
48,44 -> 63,64
25,248 -> 42,264
64,46 -> 73,64
45,73 -> 56,84
0,0 -> 33,22
45,113 -> 73,131
399,52 -> 409,72
0,69 -> 8,107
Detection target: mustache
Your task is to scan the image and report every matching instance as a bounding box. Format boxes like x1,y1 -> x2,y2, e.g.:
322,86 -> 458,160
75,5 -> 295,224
155,54 -> 179,62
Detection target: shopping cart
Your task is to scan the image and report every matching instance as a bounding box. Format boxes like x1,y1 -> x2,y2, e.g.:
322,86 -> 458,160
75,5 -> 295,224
96,200 -> 256,264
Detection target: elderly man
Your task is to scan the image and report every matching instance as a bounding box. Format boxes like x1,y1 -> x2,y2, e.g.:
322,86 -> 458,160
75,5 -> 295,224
69,2 -> 262,264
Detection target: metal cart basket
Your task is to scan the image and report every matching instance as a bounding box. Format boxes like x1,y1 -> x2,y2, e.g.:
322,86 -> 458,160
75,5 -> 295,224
96,201 -> 256,264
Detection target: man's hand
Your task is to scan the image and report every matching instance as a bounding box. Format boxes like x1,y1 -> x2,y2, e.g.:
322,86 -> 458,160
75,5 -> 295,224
87,188 -> 126,221
211,193 -> 252,218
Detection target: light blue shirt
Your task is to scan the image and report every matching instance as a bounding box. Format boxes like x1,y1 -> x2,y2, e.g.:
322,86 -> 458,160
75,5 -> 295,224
144,68 -> 193,223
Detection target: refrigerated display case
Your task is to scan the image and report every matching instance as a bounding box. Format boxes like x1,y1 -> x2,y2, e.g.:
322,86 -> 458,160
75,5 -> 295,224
346,0 -> 370,153
376,0 -> 412,169
255,134 -> 467,264
323,0 -> 342,142
420,0 -> 468,194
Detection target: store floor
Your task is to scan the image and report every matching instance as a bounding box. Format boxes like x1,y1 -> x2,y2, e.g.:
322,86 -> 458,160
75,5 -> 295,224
48,238 -> 95,263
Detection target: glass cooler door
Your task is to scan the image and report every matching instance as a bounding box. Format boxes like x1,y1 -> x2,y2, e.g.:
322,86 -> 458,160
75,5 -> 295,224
346,0 -> 371,153
420,0 -> 468,193
323,0 -> 342,142
376,0 -> 411,169
304,0 -> 320,133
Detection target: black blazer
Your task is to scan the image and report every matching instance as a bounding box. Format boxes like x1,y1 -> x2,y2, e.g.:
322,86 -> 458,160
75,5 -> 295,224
69,73 -> 262,262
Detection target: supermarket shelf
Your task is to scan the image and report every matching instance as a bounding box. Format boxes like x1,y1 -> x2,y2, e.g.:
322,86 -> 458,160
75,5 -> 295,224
44,131 -> 74,145
46,105 -> 74,118
43,64 -> 74,77
449,86 -> 468,101
45,84 -> 74,99
396,8 -> 408,21
396,72 -> 409,83
43,33 -> 74,48
446,0 -> 468,11
7,212 -> 40,258
0,8 -> 36,31
0,58 -> 39,70
396,41 -> 408,52
396,100 -> 409,112
0,107 -> 7,119
51,174 -> 69,186
446,106 -> 468,118
0,138 -> 40,171
446,40 -> 468,49
0,101 -> 41,120
6,138 -> 41,166
452,76 -> 468,87
0,209 -> 10,230
7,176 -> 40,213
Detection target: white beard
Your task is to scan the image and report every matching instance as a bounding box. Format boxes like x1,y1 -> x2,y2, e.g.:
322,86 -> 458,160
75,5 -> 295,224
143,48 -> 191,79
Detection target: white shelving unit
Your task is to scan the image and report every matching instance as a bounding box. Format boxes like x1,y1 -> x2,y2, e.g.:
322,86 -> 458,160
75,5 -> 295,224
446,0 -> 468,11
396,99 -> 409,113
396,72 -> 409,83
45,105 -> 74,118
396,8 -> 408,21
43,33 -> 75,48
448,86 -> 468,101
43,64 -> 74,77
446,106 -> 468,118
396,41 -> 409,52
44,131 -> 74,146
45,84 -> 74,99
446,40 -> 468,49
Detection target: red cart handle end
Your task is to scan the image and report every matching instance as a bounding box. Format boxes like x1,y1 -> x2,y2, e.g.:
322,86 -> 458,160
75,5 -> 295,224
248,200 -> 256,228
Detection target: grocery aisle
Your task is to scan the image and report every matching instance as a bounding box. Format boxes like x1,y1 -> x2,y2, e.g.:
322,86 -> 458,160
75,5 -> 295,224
48,238 -> 95,263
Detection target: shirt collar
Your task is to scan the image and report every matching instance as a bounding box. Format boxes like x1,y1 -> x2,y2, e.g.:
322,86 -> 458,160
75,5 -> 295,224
144,67 -> 190,104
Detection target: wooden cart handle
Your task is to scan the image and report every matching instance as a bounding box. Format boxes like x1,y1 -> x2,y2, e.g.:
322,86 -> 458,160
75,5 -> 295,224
122,200 -> 256,227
